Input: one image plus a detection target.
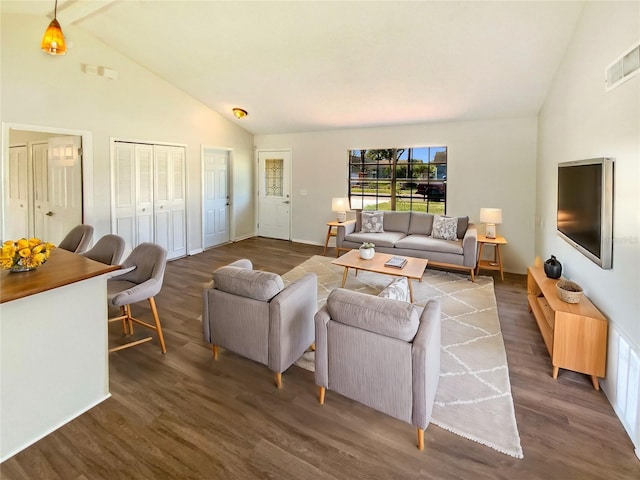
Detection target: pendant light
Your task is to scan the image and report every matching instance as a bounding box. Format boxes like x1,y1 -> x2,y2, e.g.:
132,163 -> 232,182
41,0 -> 66,55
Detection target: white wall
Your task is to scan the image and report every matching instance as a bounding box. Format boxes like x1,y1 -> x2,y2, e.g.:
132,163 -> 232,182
256,117 -> 538,274
0,14 -> 255,251
536,1 -> 640,452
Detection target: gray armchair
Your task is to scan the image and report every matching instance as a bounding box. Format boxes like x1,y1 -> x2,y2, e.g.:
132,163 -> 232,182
315,288 -> 441,450
58,224 -> 94,253
107,243 -> 168,353
202,259 -> 317,388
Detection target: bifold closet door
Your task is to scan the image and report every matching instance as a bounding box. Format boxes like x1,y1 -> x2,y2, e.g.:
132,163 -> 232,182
113,141 -> 186,260
153,145 -> 186,259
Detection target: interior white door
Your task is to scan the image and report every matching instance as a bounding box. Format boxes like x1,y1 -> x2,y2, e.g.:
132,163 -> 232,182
47,136 -> 82,245
203,148 -> 230,249
257,150 -> 291,240
31,142 -> 50,240
7,146 -> 28,239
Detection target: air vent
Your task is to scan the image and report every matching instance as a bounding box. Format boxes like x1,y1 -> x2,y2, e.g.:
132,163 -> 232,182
605,41 -> 640,91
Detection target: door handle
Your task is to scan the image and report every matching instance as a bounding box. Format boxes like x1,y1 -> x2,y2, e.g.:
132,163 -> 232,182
45,211 -> 54,216
283,201 -> 290,204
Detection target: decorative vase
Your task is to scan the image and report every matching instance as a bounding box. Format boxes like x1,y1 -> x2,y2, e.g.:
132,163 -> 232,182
359,247 -> 375,260
544,255 -> 562,279
9,264 -> 37,273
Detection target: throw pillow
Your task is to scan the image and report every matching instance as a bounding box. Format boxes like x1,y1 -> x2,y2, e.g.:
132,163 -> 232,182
378,277 -> 409,302
360,211 -> 385,233
431,215 -> 458,241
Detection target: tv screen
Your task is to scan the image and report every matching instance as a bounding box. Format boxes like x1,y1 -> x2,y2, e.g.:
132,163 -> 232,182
557,158 -> 614,269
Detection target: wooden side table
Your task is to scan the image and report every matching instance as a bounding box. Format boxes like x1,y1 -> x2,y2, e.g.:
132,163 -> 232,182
476,235 -> 507,280
323,220 -> 355,256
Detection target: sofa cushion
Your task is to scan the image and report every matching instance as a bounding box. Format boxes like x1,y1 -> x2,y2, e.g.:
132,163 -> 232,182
431,215 -> 458,241
395,235 -> 464,254
344,231 -> 407,248
378,277 -> 410,302
456,216 -> 469,239
408,212 -> 434,235
383,211 -> 411,233
213,266 -> 284,301
360,211 -> 385,233
327,288 -> 420,341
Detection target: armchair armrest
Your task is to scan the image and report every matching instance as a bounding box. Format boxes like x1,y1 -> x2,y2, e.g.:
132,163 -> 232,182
462,224 -> 478,268
411,299 -> 442,429
336,221 -> 356,248
314,305 -> 331,388
268,272 -> 318,372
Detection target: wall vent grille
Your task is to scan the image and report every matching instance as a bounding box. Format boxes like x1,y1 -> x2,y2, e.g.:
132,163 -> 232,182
605,41 -> 640,91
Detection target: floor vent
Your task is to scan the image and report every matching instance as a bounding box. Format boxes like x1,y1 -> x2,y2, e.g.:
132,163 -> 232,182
605,42 -> 640,91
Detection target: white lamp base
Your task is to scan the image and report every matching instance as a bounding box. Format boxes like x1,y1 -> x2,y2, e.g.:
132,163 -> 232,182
336,212 -> 346,223
486,223 -> 496,239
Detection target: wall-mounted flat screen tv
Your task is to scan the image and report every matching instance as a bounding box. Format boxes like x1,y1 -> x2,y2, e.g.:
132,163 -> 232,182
557,158 -> 614,269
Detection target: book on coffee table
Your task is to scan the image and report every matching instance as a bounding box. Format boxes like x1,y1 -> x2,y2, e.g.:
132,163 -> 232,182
384,256 -> 407,269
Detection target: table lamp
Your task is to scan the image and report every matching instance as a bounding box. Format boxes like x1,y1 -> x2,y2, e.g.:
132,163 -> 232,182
331,197 -> 350,223
480,208 -> 502,239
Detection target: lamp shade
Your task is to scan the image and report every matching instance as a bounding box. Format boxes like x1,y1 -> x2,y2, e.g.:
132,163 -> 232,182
480,208 -> 502,224
331,197 -> 349,222
41,18 -> 66,55
331,197 -> 350,212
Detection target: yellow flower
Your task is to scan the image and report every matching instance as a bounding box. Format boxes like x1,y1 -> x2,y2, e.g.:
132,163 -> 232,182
0,256 -> 13,269
32,244 -> 44,254
18,247 -> 32,258
16,238 -> 29,249
4,240 -> 15,246
1,243 -> 16,259
28,237 -> 42,248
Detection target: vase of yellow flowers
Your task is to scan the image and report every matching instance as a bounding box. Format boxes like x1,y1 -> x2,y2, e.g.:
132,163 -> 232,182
1,238 -> 55,272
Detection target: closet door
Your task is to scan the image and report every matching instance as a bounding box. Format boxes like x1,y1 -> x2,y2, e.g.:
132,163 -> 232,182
135,144 -> 155,245
113,141 -> 186,259
113,142 -> 137,251
7,146 -> 28,239
154,145 -> 186,260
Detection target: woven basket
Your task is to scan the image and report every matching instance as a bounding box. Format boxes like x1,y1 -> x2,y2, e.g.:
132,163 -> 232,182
556,279 -> 583,304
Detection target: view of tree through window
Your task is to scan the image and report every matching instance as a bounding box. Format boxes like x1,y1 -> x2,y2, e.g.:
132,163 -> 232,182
348,147 -> 447,214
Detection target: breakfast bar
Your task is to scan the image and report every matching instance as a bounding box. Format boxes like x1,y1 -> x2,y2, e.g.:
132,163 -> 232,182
0,249 -> 119,462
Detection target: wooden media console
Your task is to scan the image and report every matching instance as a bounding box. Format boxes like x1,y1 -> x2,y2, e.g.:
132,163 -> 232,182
527,265 -> 608,390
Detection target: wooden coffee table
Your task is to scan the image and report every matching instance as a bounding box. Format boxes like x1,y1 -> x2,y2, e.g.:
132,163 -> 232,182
331,250 -> 428,303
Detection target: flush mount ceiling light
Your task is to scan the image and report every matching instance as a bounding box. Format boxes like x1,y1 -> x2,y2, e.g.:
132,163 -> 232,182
232,108 -> 248,119
41,0 -> 66,55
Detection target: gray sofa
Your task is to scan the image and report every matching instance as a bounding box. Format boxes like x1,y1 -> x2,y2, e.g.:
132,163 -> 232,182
202,259 -> 317,388
336,211 -> 478,280
315,286 -> 441,450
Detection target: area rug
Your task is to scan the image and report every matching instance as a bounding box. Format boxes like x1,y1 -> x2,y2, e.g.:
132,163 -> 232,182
282,255 -> 523,459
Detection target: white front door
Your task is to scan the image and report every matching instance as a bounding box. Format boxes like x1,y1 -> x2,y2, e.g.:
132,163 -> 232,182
7,146 -> 28,239
257,150 -> 291,240
47,136 -> 83,245
202,148 -> 230,249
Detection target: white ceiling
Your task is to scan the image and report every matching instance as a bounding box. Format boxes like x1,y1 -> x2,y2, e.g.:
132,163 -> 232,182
3,0 -> 585,135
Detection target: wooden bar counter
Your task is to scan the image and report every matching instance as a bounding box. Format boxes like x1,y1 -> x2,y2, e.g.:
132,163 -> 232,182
0,249 -> 119,462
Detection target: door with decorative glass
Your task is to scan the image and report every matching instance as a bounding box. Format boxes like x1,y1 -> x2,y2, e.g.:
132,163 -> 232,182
257,150 -> 291,240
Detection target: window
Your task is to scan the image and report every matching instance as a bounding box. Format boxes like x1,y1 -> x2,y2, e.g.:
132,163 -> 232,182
348,147 -> 447,214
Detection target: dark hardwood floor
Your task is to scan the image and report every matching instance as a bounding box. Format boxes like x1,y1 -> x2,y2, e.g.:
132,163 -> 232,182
2,238 -> 639,479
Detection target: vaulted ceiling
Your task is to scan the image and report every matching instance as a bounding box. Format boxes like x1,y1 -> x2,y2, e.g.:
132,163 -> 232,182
3,1 -> 585,135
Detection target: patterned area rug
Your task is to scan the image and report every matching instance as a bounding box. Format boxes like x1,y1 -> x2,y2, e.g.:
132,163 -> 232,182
282,255 -> 523,459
